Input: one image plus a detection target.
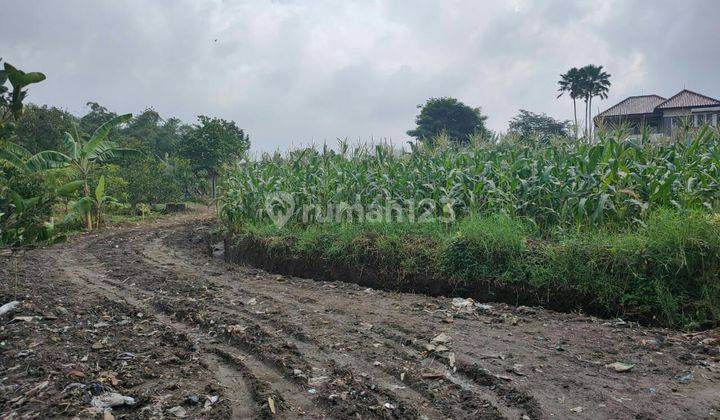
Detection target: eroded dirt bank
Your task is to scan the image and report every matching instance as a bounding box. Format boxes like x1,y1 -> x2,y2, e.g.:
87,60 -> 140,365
1,210 -> 719,419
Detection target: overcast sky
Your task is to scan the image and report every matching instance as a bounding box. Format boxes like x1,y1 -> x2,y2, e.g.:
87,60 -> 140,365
3,0 -> 719,151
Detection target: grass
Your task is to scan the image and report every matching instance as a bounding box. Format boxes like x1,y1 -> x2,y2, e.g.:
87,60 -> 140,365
233,209 -> 720,329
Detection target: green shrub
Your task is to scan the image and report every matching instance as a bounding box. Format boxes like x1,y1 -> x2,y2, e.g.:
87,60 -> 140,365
0,171 -> 58,245
120,156 -> 183,205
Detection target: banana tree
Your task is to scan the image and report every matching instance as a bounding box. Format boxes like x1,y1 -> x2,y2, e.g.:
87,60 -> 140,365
0,141 -> 68,173
0,61 -> 46,129
1,113 -> 137,230
58,114 -> 136,229
0,141 -> 84,243
70,175 -> 117,229
0,179 -> 83,245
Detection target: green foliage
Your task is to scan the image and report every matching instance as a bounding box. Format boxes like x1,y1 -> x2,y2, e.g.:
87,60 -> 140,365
508,109 -> 570,143
0,61 -> 46,131
12,104 -> 77,153
1,171 -> 54,229
135,203 -> 152,220
66,175 -> 115,229
221,130 -> 720,328
220,130 -> 720,232
179,115 -> 250,198
118,155 -> 183,205
91,106 -> 202,203
89,164 -> 129,203
558,64 -> 612,138
441,214 -> 528,282
0,170 -> 82,245
43,113 -> 137,230
1,61 -> 250,244
407,97 -> 490,145
116,108 -> 186,157
542,210 -> 720,327
79,102 -> 118,135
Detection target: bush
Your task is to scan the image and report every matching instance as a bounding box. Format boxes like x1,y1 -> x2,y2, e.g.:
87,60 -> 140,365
0,171 -> 58,245
119,156 -> 183,205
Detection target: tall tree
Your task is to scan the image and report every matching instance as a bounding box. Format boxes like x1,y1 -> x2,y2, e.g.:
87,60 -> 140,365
508,110 -> 570,143
178,115 -> 250,199
12,104 -> 77,153
558,65 -> 611,140
557,67 -> 583,139
581,65 -> 611,139
79,102 -> 118,134
407,97 -> 489,146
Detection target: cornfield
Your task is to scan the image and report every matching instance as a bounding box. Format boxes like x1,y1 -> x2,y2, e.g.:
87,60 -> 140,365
220,127 -> 720,231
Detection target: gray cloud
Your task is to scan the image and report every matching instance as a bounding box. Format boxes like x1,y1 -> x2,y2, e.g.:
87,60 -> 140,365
2,0 -> 718,151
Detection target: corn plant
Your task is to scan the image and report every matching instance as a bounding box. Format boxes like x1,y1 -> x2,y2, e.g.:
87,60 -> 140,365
219,128 -> 720,232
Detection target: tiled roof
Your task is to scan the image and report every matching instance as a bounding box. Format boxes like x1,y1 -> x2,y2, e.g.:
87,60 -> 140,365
656,89 -> 720,109
595,95 -> 666,118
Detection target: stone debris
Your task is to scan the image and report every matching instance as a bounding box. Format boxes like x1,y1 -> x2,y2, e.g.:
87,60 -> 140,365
90,392 -> 136,410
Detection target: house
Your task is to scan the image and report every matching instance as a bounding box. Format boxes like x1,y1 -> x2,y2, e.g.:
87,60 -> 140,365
594,89 -> 720,135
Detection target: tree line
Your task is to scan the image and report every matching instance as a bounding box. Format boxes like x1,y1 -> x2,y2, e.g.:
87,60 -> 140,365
1,60 -> 250,245
405,64 -> 611,145
406,97 -> 573,145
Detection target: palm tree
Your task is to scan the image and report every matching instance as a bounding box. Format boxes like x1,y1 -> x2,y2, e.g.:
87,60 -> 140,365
579,65 -> 611,139
557,67 -> 583,139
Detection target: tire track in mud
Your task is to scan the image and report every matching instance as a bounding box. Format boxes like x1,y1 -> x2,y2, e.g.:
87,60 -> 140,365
61,233 -> 440,419
84,224 -> 675,420
199,353 -> 257,419
54,246 -> 322,419
83,234 -> 462,419
81,224 -> 532,419
143,231 -> 536,419
149,223 -> 706,420
8,213 -> 720,419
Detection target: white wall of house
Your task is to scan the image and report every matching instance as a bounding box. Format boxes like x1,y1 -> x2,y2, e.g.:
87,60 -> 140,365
691,107 -> 720,127
660,108 -> 720,133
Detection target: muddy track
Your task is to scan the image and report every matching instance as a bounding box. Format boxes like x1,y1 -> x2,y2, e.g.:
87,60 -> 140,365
2,210 -> 719,419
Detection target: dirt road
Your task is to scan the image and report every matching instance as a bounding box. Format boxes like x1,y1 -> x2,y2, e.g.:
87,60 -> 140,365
1,210 -> 719,419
